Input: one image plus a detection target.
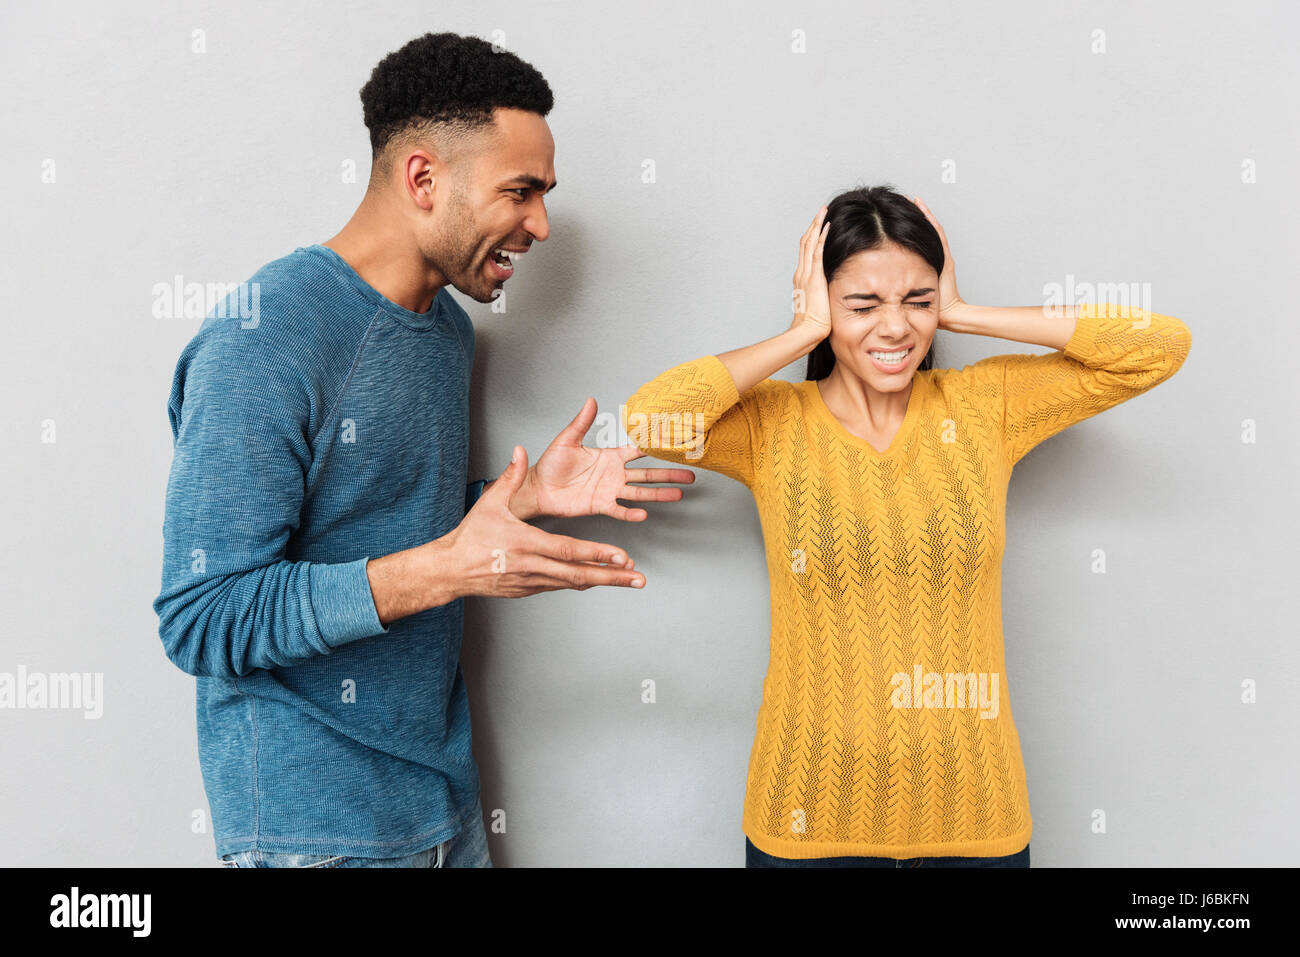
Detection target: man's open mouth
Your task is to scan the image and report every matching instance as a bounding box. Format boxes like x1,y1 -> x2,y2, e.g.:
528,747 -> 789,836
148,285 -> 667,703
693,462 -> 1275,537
487,247 -> 526,279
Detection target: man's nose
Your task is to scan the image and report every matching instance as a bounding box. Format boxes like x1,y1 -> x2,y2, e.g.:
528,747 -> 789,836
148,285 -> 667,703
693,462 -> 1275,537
525,197 -> 550,242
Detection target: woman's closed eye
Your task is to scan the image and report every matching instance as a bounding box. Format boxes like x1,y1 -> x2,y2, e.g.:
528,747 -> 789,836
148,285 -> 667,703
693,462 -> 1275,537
853,301 -> 932,313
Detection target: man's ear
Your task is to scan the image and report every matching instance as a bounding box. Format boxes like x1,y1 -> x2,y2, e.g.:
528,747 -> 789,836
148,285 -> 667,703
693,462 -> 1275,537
403,150 -> 439,211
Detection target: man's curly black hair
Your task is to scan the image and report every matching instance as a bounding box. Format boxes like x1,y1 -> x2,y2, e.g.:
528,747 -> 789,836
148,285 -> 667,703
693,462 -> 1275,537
360,32 -> 554,183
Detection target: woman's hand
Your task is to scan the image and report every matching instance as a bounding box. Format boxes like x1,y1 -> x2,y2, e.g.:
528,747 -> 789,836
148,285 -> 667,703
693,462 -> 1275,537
715,206 -> 837,394
790,205 -> 832,340
911,196 -> 965,328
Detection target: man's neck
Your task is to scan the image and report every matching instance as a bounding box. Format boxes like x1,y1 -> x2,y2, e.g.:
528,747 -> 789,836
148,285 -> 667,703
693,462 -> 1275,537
323,197 -> 447,314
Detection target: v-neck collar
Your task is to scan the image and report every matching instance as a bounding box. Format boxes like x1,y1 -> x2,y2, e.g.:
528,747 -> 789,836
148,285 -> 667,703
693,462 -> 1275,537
802,373 -> 930,458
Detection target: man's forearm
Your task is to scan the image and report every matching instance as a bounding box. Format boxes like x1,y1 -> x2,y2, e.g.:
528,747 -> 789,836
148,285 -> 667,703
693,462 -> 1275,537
365,538 -> 460,627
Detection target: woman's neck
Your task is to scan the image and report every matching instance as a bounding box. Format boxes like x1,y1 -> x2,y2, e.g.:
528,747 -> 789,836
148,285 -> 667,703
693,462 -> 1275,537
818,366 -> 914,435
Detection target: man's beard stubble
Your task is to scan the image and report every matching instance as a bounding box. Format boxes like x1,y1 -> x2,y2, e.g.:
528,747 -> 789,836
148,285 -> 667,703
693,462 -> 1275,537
432,178 -> 495,304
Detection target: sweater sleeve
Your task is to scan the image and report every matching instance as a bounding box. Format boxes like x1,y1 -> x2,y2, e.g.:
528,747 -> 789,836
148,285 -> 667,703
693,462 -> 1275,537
465,478 -> 487,512
153,330 -> 390,679
969,303 -> 1192,466
620,354 -> 765,487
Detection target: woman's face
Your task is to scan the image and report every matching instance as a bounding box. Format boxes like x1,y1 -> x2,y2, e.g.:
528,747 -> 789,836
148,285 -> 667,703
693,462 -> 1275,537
825,242 -> 939,393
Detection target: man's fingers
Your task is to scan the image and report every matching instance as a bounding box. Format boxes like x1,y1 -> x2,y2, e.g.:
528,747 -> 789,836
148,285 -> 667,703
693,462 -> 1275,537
528,555 -> 645,589
617,484 -> 684,503
575,556 -> 635,570
524,526 -> 630,566
618,442 -> 653,463
606,504 -> 648,521
553,397 -> 598,445
622,466 -> 695,485
485,445 -> 529,499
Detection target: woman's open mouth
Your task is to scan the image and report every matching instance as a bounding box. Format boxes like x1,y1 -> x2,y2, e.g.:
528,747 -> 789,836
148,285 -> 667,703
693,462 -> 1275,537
868,346 -> 913,373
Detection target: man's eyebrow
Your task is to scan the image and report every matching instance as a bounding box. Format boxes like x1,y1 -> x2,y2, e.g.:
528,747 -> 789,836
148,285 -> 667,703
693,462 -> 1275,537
502,175 -> 557,193
843,287 -> 936,302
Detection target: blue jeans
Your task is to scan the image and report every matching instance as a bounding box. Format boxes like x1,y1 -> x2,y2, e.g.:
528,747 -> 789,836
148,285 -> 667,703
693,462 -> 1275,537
219,810 -> 492,868
745,838 -> 1029,868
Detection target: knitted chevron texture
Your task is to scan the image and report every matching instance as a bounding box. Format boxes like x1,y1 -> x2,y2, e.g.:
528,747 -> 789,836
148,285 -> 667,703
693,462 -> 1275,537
621,302 -> 1191,859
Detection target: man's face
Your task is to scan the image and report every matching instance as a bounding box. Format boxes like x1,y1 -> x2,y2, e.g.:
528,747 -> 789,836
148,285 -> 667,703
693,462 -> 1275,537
428,108 -> 556,304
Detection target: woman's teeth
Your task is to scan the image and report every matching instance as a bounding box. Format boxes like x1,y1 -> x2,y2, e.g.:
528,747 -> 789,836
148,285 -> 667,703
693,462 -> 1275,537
870,348 -> 911,364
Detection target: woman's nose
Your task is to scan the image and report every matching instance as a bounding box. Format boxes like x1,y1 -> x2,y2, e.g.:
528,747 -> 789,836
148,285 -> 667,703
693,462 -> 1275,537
877,308 -> 910,333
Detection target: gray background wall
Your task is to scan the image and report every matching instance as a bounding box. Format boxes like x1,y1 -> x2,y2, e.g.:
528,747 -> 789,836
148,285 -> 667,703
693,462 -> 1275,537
1,0 -> 1295,866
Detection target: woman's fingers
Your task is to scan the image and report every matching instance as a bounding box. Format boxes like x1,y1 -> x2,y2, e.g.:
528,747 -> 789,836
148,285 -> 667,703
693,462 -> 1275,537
912,195 -> 960,314
914,195 -> 949,248
913,195 -> 953,259
805,205 -> 825,252
800,210 -> 817,247
814,218 -> 829,265
912,195 -> 931,224
790,211 -> 811,250
808,207 -> 827,266
796,221 -> 813,277
796,206 -> 826,278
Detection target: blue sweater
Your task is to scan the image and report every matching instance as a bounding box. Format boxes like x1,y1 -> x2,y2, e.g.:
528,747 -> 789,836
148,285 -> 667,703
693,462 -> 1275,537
154,244 -> 488,859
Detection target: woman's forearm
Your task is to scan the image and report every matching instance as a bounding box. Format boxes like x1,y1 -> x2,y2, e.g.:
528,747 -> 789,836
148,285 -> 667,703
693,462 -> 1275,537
943,302 -> 1080,350
716,323 -> 826,395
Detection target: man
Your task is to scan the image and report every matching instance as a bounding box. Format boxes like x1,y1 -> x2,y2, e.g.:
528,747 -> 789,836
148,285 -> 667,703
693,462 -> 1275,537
153,32 -> 693,868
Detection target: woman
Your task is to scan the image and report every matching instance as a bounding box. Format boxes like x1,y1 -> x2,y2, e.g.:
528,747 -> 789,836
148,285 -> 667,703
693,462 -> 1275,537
621,186 -> 1192,867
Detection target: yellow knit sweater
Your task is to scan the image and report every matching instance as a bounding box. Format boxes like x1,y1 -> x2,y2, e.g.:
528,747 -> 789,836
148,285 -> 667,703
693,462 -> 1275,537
621,303 -> 1192,859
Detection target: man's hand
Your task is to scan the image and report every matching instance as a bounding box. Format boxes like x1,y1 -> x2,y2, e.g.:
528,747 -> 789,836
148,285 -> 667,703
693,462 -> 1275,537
434,445 -> 646,602
495,397 -> 695,521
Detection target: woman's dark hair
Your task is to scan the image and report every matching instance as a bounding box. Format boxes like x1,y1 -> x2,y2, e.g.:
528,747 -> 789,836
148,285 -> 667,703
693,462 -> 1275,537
806,184 -> 942,380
